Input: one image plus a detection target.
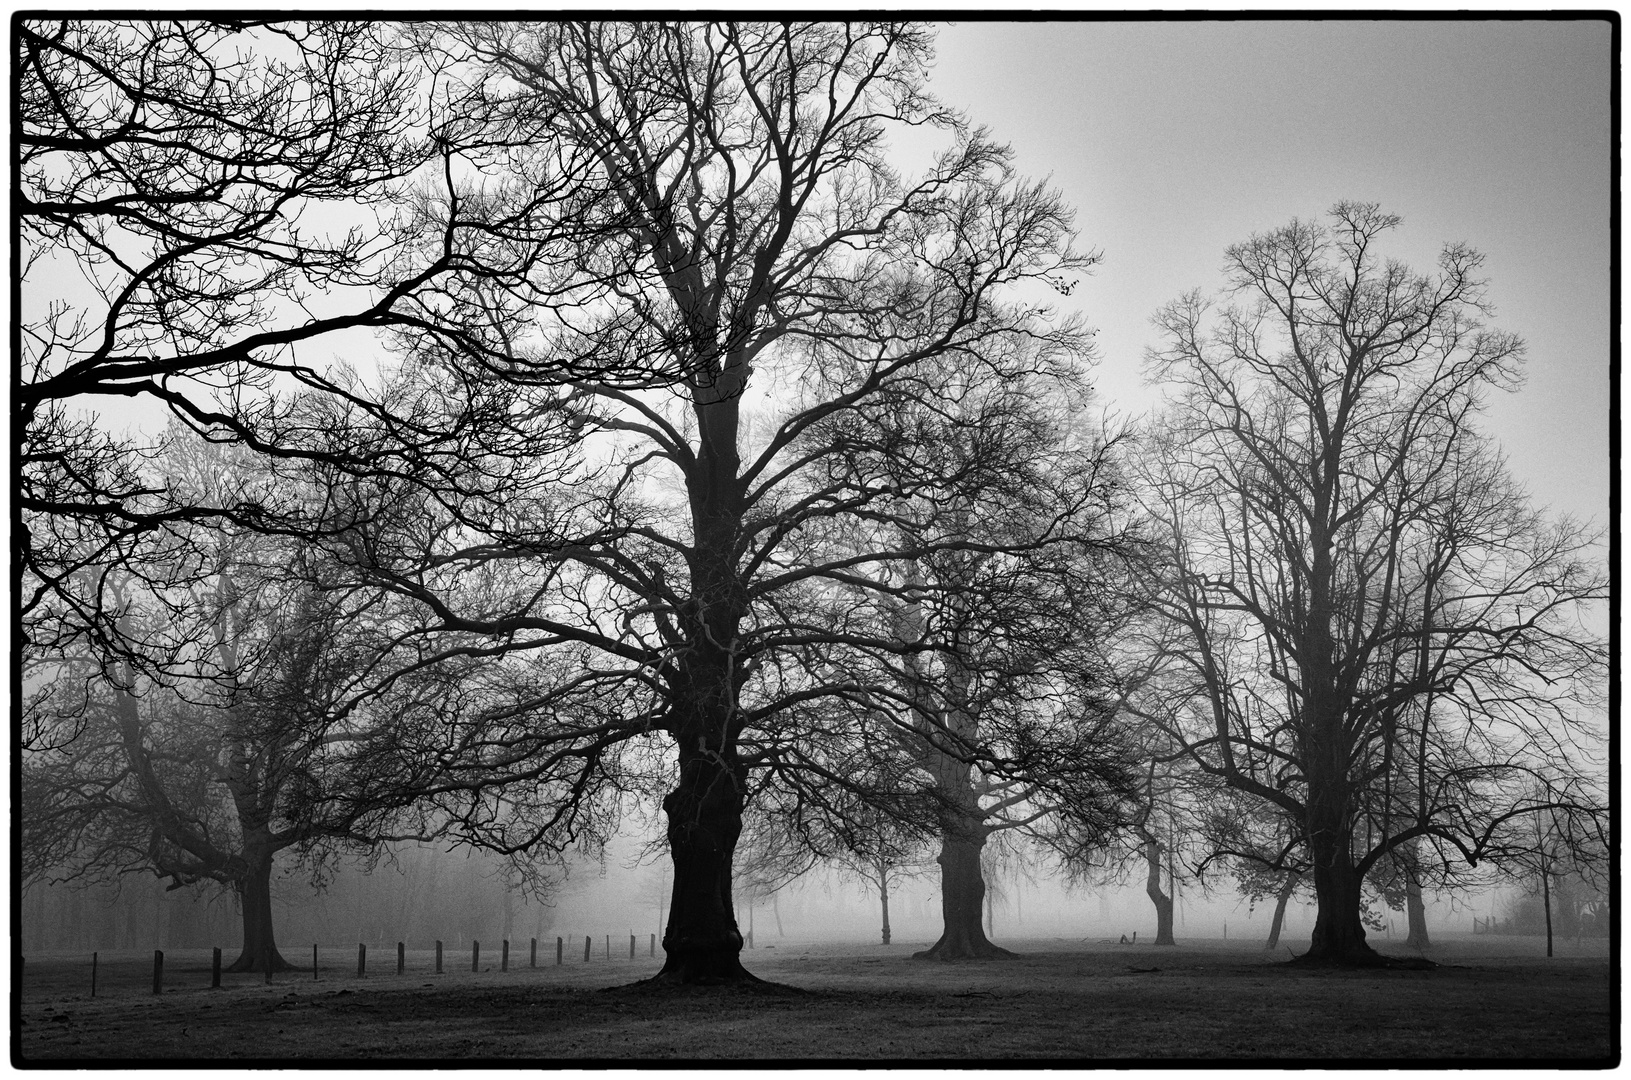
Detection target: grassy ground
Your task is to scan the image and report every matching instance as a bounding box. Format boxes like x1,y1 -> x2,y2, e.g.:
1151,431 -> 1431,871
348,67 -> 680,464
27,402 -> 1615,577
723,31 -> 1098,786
14,934 -> 1613,1064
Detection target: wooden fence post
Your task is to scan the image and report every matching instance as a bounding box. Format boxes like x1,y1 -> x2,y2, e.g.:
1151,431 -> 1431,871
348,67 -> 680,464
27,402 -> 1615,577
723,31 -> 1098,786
357,943 -> 366,978
502,940 -> 509,972
650,933 -> 656,957
398,942 -> 405,975
313,943 -> 318,981
605,934 -> 610,961
211,947 -> 221,989
629,934 -> 635,960
92,952 -> 98,998
152,950 -> 163,995
435,940 -> 443,974
472,940 -> 480,972
584,936 -> 591,962
530,938 -> 537,968
557,937 -> 563,965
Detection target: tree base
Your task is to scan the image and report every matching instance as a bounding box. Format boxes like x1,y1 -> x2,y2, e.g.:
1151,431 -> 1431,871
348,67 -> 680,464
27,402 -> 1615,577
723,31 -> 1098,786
640,951 -> 761,987
1285,948 -> 1438,971
612,969 -> 802,995
913,937 -> 1017,961
223,949 -> 297,974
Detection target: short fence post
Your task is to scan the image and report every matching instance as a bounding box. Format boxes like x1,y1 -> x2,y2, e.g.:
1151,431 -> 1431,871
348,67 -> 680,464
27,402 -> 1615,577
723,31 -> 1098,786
211,947 -> 221,989
584,936 -> 591,962
398,941 -> 405,975
313,943 -> 318,981
92,952 -> 99,998
435,940 -> 443,974
557,937 -> 563,965
605,935 -> 610,961
152,950 -> 164,995
472,940 -> 480,972
530,938 -> 537,968
357,943 -> 366,978
502,940 -> 509,972
629,934 -> 635,960
650,933 -> 656,957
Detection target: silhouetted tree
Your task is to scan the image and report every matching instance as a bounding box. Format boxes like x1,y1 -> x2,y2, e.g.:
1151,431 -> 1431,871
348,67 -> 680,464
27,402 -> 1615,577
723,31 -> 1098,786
1134,202 -> 1608,966
313,21 -> 1100,984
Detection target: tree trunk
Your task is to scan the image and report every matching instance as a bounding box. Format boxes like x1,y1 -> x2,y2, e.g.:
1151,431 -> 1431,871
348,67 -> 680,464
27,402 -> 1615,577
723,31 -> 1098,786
879,868 -> 891,945
653,738 -> 750,983
915,832 -> 1012,960
1300,838 -> 1382,965
644,363 -> 758,986
1265,873 -> 1299,950
224,848 -> 293,973
1542,871 -> 1553,958
1143,834 -> 1176,946
1404,872 -> 1430,949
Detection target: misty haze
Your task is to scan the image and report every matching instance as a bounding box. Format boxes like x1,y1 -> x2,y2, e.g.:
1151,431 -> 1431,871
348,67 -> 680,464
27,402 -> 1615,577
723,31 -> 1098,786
16,16 -> 1612,1066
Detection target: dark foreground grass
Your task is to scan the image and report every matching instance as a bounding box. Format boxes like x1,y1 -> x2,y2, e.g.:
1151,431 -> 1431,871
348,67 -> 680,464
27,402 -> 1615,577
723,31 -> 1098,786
14,936 -> 1613,1064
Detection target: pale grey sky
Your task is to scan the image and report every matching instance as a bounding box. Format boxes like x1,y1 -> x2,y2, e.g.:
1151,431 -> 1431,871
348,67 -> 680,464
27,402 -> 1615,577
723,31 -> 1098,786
926,18 -> 1612,525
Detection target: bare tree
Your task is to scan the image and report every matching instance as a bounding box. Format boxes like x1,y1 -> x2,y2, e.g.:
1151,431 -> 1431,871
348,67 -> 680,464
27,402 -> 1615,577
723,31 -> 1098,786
306,21 -> 1099,984
20,444 -> 486,971
1134,202 -> 1608,966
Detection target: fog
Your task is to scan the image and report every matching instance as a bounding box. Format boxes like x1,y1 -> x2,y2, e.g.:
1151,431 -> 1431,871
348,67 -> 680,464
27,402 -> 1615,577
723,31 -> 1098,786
22,832 -> 1539,957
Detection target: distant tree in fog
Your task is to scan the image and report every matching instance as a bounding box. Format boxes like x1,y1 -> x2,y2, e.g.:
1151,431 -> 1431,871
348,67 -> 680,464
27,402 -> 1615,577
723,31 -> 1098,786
787,342 -> 1142,960
19,442 -> 494,972
1132,203 -> 1608,966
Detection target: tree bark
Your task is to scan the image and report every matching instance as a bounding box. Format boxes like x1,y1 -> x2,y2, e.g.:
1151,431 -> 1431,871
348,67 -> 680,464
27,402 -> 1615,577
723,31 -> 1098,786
1265,872 -> 1299,950
1142,834 -> 1176,946
224,846 -> 293,973
915,832 -> 1012,960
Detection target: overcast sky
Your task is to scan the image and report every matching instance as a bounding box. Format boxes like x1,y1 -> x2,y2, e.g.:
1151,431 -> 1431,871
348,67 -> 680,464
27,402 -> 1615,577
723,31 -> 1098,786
924,17 -> 1611,526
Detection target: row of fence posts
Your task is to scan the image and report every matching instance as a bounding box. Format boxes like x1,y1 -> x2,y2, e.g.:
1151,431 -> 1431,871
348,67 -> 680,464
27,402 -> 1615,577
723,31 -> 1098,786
76,933 -> 662,996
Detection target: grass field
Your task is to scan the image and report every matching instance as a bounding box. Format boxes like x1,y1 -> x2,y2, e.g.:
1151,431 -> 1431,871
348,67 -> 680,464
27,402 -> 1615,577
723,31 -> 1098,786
14,934 -> 1614,1064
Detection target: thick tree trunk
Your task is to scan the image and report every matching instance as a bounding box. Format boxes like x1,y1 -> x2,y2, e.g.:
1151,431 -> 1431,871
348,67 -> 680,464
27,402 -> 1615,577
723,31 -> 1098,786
647,385 -> 759,986
1300,837 -> 1382,965
654,738 -> 750,983
915,833 -> 1013,960
1265,873 -> 1299,950
1404,873 -> 1430,948
1143,835 -> 1176,946
225,849 -> 293,973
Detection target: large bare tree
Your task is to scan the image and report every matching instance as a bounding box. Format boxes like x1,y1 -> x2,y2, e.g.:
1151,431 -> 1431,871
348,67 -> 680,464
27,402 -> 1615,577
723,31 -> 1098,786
312,21 -> 1101,984
1134,202 -> 1607,966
